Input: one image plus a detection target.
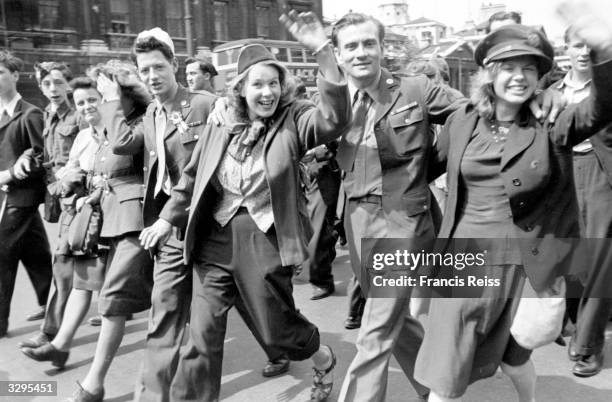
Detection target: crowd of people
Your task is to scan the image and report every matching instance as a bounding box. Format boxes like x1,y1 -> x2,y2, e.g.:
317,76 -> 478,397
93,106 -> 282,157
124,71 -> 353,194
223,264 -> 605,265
0,2 -> 611,402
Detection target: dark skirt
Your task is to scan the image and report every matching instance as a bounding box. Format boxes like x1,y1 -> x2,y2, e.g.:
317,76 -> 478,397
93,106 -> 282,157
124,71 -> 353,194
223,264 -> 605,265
414,265 -> 529,398
98,233 -> 153,316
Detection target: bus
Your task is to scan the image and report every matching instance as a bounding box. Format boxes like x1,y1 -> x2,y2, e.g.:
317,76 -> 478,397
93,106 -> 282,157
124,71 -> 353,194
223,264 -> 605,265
211,38 -> 319,94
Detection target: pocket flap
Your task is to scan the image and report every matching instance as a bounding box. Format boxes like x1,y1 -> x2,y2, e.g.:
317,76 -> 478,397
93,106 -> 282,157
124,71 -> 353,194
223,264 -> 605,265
389,106 -> 424,129
116,185 -> 144,202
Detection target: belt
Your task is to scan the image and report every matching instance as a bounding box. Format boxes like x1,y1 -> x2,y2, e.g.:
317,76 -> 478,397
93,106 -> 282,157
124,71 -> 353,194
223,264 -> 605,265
352,194 -> 382,204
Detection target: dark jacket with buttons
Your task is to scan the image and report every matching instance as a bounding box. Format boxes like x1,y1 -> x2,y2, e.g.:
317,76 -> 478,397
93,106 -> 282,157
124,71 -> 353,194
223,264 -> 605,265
431,59 -> 612,292
339,69 -> 464,238
103,85 -> 216,226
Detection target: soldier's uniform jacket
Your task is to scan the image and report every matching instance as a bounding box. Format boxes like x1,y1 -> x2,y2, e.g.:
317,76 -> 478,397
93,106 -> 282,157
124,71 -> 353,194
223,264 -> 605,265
92,109 -> 147,238
42,100 -> 79,221
101,85 -> 216,226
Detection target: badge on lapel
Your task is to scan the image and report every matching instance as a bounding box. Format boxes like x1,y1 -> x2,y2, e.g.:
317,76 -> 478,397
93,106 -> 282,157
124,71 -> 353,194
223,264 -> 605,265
170,111 -> 189,135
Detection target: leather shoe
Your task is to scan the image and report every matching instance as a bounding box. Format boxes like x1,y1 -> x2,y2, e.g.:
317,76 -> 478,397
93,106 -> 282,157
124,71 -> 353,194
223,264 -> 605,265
262,356 -> 290,377
573,353 -> 604,377
344,315 -> 361,330
65,381 -> 104,402
311,285 -> 334,300
19,331 -> 51,348
568,341 -> 582,362
88,316 -> 102,326
25,306 -> 46,321
310,345 -> 336,401
21,343 -> 69,368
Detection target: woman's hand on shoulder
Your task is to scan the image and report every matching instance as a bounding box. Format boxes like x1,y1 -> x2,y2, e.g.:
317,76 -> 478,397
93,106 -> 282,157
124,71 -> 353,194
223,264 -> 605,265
208,97 -> 229,127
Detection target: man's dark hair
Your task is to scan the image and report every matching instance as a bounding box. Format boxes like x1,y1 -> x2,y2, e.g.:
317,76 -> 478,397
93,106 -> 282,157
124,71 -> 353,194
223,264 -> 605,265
34,61 -> 73,83
0,51 -> 24,73
331,13 -> 385,48
185,57 -> 218,77
486,11 -> 522,33
131,36 -> 174,64
69,77 -> 97,91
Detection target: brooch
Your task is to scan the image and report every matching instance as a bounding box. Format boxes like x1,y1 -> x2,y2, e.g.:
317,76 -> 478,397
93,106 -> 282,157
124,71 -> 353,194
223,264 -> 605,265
170,112 -> 189,135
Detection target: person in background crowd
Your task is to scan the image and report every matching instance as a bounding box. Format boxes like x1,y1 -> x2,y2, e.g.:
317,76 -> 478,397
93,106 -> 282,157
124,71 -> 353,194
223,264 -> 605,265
185,57 -> 218,93
487,11 -> 522,33
405,56 -> 464,213
415,8 -> 612,400
101,27 -> 216,402
0,50 -> 51,338
294,77 -> 342,302
140,9 -> 348,402
556,24 -> 612,378
19,62 -> 81,348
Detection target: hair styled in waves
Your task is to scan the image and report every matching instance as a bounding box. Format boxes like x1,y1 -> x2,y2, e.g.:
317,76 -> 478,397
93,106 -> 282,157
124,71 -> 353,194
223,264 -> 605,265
227,61 -> 294,123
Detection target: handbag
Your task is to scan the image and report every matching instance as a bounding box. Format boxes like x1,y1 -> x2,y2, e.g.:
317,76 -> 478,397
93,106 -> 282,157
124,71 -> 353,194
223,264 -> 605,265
68,202 -> 103,257
510,276 -> 566,350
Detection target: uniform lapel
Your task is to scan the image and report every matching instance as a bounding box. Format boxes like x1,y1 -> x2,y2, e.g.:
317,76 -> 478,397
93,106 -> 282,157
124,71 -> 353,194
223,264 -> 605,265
373,70 -> 401,125
500,123 -> 536,170
164,86 -> 192,139
0,100 -> 23,132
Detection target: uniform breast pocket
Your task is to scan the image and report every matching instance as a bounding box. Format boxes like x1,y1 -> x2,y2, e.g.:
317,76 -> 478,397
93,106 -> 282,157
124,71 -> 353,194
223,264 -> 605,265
56,126 -> 77,157
387,106 -> 425,156
180,122 -> 204,145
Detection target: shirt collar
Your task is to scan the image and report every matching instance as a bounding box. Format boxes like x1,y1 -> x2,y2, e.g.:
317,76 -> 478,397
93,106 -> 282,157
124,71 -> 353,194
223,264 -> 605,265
348,70 -> 382,105
557,71 -> 591,92
0,93 -> 22,117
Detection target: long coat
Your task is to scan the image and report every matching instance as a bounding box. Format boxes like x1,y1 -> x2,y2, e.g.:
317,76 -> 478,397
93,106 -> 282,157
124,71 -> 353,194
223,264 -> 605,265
102,85 -> 216,226
431,59 -> 612,292
159,76 -> 351,267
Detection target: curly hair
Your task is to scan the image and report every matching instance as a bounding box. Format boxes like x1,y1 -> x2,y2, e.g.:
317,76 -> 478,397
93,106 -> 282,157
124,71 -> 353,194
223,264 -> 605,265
34,61 -> 73,83
228,61 -> 294,123
469,62 -> 535,120
131,36 -> 174,64
87,59 -> 152,113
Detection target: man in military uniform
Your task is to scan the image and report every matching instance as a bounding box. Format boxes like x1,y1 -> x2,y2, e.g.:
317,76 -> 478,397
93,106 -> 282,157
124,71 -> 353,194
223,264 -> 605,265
101,28 -> 216,402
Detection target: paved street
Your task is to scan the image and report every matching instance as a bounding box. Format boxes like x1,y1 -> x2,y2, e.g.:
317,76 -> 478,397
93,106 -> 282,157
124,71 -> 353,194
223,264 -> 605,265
1,218 -> 611,401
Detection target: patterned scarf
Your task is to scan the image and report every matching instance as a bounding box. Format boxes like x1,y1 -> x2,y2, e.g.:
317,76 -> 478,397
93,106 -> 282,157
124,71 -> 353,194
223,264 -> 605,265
227,119 -> 267,162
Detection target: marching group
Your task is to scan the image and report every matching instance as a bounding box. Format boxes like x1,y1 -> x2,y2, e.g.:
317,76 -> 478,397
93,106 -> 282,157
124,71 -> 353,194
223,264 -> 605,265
1,2 -> 612,402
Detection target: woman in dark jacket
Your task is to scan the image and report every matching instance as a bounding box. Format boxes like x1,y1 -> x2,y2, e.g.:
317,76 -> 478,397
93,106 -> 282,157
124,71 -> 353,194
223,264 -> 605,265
413,11 -> 612,402
139,11 -> 350,402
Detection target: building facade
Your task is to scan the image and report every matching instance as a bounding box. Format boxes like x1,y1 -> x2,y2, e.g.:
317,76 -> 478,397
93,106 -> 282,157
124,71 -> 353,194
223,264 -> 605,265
0,0 -> 322,106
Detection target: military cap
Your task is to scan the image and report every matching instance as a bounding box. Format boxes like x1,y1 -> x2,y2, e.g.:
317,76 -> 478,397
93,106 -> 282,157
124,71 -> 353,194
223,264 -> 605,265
475,24 -> 554,74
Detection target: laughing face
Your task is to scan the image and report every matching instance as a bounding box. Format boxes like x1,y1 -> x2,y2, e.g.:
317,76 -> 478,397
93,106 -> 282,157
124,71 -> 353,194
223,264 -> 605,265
493,56 -> 539,108
241,63 -> 281,120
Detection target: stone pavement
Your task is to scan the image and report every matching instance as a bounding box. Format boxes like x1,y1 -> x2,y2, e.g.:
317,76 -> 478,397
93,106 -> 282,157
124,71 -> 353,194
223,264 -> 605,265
1,239 -> 611,401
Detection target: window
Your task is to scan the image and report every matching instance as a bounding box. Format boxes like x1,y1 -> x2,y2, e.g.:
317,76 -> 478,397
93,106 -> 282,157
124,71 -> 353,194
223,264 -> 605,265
256,4 -> 270,38
39,0 -> 60,29
110,0 -> 129,33
166,0 -> 184,37
214,1 -> 229,41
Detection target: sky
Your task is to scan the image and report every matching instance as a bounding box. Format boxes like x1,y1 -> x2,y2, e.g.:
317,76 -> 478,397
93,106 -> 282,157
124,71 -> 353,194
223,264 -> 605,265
322,0 -> 609,43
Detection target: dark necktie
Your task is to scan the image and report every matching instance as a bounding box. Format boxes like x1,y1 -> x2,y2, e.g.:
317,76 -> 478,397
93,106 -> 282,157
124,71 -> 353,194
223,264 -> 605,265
336,90 -> 372,172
